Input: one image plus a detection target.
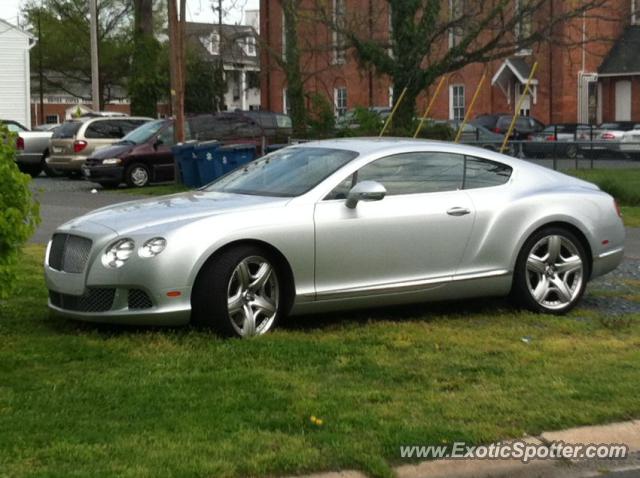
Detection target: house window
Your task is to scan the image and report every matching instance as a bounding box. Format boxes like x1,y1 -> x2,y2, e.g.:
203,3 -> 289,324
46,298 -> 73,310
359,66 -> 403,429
388,86 -> 394,107
332,0 -> 346,64
45,114 -> 59,124
283,88 -> 291,115
450,85 -> 465,120
334,87 -> 347,116
247,71 -> 260,89
204,32 -> 220,55
515,0 -> 532,55
281,11 -> 287,60
244,36 -> 256,56
448,0 -> 466,49
633,0 -> 639,24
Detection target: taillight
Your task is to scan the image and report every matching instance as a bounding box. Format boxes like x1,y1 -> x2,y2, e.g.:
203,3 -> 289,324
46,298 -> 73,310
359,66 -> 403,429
546,135 -> 557,141
73,140 -> 87,153
614,199 -> 622,218
16,136 -> 24,150
602,132 -> 616,140
493,127 -> 501,133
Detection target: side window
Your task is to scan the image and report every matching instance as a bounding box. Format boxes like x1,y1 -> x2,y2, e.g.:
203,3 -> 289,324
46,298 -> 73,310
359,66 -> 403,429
158,125 -> 176,147
85,120 -> 122,139
356,152 -> 465,195
121,120 -> 146,135
463,156 -> 512,189
324,174 -> 354,200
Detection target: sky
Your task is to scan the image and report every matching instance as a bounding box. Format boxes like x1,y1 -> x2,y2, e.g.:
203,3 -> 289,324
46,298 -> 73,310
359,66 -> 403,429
0,0 -> 260,27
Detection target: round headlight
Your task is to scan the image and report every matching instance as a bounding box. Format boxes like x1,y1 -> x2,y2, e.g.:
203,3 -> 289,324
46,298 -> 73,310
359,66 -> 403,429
102,238 -> 135,268
139,237 -> 167,258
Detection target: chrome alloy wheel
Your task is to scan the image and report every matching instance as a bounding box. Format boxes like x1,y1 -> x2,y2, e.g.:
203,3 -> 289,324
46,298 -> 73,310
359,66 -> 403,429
226,256 -> 279,337
130,166 -> 149,187
525,235 -> 584,310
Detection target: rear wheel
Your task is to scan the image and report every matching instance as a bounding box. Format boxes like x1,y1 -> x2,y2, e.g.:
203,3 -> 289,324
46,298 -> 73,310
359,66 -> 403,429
192,245 -> 290,338
125,163 -> 150,187
565,144 -> 578,159
18,163 -> 42,177
511,227 -> 588,314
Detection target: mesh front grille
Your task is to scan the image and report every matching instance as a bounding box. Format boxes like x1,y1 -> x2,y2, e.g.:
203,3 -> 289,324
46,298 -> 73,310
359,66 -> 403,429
49,288 -> 115,312
48,234 -> 92,273
128,289 -> 153,309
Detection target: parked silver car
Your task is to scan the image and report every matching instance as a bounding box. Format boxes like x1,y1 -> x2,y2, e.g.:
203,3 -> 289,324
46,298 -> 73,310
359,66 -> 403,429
47,116 -> 152,174
44,139 -> 624,337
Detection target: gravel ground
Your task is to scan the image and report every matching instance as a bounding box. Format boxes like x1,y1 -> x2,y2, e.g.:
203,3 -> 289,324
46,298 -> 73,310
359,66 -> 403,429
583,258 -> 640,315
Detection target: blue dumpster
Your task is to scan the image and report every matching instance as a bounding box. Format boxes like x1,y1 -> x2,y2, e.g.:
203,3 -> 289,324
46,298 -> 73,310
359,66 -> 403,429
171,141 -> 199,187
217,144 -> 257,174
193,140 -> 223,185
265,143 -> 288,154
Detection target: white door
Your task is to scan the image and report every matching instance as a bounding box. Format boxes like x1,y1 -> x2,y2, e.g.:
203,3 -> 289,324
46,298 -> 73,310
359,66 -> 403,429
615,80 -> 632,121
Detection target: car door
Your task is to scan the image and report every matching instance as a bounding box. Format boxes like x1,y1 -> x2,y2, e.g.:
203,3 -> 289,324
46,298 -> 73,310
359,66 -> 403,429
313,151 -> 475,298
153,124 -> 177,182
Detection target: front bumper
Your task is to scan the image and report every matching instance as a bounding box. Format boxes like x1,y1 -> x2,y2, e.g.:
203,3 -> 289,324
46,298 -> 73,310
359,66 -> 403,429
81,164 -> 124,182
44,225 -> 193,326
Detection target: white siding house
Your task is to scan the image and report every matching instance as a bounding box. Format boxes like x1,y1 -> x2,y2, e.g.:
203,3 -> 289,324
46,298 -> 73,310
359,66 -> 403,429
0,19 -> 35,128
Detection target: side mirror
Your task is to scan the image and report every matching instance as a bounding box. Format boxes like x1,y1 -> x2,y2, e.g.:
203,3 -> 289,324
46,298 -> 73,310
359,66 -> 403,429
154,135 -> 163,149
346,180 -> 387,209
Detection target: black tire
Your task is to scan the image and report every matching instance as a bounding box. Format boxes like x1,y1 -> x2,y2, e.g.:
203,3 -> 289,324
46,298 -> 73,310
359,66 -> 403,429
42,150 -> 63,177
125,163 -> 150,188
511,227 -> 588,315
565,144 -> 578,159
18,163 -> 43,177
191,245 -> 292,338
64,171 -> 81,179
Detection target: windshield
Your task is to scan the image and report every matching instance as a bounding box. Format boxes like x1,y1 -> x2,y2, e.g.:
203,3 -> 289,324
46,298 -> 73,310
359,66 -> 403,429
206,147 -> 358,197
121,119 -> 167,144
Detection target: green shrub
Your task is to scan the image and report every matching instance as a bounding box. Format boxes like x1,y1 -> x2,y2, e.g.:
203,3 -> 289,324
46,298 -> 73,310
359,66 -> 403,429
306,93 -> 336,139
0,125 -> 40,298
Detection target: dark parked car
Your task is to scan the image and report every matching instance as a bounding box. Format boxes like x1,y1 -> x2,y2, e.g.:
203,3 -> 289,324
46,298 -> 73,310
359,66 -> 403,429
473,114 -> 545,140
523,123 -> 595,159
82,119 -> 183,188
443,120 -> 515,154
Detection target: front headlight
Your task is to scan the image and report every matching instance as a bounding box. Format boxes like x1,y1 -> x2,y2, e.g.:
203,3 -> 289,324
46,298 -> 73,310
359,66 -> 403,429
103,158 -> 122,165
102,238 -> 135,268
139,237 -> 167,258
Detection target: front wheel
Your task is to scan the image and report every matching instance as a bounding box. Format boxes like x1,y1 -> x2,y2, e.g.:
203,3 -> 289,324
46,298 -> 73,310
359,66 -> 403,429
125,163 -> 150,187
192,246 -> 290,337
511,228 -> 588,314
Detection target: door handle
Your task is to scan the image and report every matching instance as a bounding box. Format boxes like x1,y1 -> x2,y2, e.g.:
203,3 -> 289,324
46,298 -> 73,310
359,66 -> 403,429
447,207 -> 471,216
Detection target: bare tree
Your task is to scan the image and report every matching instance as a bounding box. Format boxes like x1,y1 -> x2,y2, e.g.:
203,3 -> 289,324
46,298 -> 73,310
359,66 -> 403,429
320,0 -> 615,129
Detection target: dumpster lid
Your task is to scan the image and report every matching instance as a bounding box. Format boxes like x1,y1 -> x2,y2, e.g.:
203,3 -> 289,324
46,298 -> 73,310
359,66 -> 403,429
218,143 -> 257,151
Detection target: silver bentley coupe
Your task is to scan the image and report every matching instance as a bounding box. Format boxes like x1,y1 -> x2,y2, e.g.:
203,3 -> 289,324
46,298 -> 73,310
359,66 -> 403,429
44,138 -> 624,337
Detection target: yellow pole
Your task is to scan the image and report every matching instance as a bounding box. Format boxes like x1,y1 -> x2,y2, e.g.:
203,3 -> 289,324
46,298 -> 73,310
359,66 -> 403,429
500,61 -> 539,153
379,86 -> 408,137
454,72 -> 487,143
413,75 -> 448,138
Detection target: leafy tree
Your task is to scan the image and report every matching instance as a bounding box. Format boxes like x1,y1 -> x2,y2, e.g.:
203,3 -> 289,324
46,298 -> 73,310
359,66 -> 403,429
184,48 -> 226,114
0,127 -> 40,298
306,92 -> 336,138
325,0 -> 608,129
24,0 -> 133,108
130,0 -> 163,117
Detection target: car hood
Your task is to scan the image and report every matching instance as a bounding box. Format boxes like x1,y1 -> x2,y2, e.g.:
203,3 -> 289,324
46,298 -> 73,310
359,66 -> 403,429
62,191 -> 290,234
90,142 -> 135,159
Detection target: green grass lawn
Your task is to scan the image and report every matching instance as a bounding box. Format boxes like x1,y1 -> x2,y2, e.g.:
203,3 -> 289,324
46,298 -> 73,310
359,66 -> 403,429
1,245 -> 639,477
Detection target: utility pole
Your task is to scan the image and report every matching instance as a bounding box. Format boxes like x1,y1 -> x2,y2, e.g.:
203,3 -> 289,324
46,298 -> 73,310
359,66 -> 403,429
89,0 -> 100,111
215,0 -> 226,111
168,0 -> 186,143
37,9 -> 44,124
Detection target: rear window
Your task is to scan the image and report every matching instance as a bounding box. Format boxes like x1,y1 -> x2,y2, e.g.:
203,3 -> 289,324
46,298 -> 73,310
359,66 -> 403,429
474,115 -> 499,129
275,114 -> 292,128
53,121 -> 82,139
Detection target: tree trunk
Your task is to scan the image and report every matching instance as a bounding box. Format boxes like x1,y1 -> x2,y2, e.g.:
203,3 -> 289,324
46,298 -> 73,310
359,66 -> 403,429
282,0 -> 306,136
130,0 -> 159,118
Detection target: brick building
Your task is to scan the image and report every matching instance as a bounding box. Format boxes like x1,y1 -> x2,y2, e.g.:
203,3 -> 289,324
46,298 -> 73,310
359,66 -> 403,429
260,0 -> 640,125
